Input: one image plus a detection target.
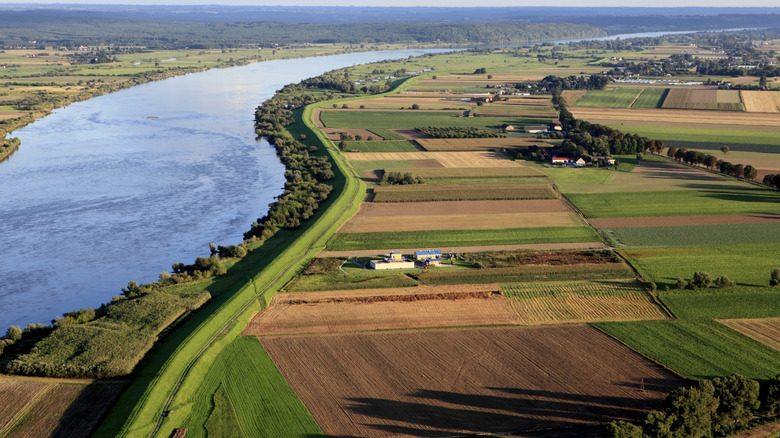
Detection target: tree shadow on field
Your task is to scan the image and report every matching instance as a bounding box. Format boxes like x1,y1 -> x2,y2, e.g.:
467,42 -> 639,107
342,380 -> 674,437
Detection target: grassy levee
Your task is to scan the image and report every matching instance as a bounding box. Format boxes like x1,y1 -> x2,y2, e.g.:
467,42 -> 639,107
96,98 -> 366,437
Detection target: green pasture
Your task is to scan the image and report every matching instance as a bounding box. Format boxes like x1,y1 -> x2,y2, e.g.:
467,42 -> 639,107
320,109 -> 551,130
620,242 -> 780,289
658,140 -> 780,154
614,124 -> 780,147
595,320 -> 780,381
631,88 -> 669,108
660,290 -> 780,320
567,186 -> 780,218
606,223 -> 780,247
182,337 -> 321,437
326,226 -> 601,251
344,140 -> 417,152
571,88 -> 642,108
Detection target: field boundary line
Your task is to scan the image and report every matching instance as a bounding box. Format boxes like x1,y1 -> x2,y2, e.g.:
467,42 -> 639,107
628,88 -> 644,109
0,382 -> 54,437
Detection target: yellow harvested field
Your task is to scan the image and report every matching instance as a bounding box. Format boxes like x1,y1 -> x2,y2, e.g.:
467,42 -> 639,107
741,90 -> 780,113
569,107 -> 780,130
244,284 -> 518,335
502,280 -> 669,325
344,151 -> 521,167
340,211 -> 581,232
718,318 -> 780,351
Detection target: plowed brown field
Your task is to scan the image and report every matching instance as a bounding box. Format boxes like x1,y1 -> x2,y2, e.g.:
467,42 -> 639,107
245,284 -> 517,335
340,212 -> 582,232
717,318 -> 780,351
417,138 -> 551,151
0,379 -> 124,438
260,325 -> 683,437
0,379 -> 49,429
590,213 -> 780,228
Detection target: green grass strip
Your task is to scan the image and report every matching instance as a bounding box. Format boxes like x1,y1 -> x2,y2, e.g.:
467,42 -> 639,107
594,320 -> 780,381
327,226 -> 601,251
660,291 -> 780,320
345,140 -> 417,152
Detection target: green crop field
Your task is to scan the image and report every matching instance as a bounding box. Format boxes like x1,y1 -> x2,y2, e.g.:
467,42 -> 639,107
344,140 -> 417,152
620,242 -> 780,289
660,290 -> 780,319
286,270 -> 420,291
327,226 -> 601,251
567,187 -> 780,218
663,141 -> 780,154
594,320 -> 780,381
320,110 -> 551,130
613,125 -> 780,147
182,337 -> 322,437
606,223 -> 780,247
630,88 -> 669,108
571,88 -> 643,108
372,183 -> 556,202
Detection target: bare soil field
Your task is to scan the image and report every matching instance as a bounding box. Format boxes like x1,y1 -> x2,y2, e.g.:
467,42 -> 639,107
590,213 -> 780,228
392,129 -> 429,139
0,379 -> 124,438
502,280 -> 669,325
340,212 -> 581,232
0,379 -> 49,429
741,90 -> 780,113
717,318 -> 780,351
260,325 -> 683,437
345,151 -> 521,167
569,107 -> 780,130
318,242 -> 607,258
730,421 -> 780,438
409,159 -> 444,168
245,284 -> 517,335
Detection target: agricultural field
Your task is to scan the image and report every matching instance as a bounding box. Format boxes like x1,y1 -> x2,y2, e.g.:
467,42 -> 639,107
590,213 -> 780,229
244,284 -> 516,335
416,137 -> 552,152
320,109 -> 552,130
661,88 -> 744,111
182,337 -> 321,438
0,378 -> 124,438
413,263 -> 633,285
372,183 -> 556,202
741,90 -> 780,113
343,140 -> 418,152
381,166 -> 543,178
595,320 -> 780,381
501,279 -> 668,325
603,222 -> 780,247
630,88 -> 669,109
717,318 -> 780,351
571,88 -> 643,108
326,226 -> 601,251
345,151 -> 523,168
259,325 -> 683,437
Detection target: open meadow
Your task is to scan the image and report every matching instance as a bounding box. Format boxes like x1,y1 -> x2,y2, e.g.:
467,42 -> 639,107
259,325 -> 682,437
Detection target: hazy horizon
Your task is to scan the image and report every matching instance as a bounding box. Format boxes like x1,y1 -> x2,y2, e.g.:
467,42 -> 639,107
0,1 -> 775,8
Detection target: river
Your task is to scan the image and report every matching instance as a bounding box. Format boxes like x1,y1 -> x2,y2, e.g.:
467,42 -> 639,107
0,49 -> 449,329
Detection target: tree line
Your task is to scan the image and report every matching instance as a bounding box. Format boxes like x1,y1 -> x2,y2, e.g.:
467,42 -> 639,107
605,374 -> 780,438
665,147 -> 759,181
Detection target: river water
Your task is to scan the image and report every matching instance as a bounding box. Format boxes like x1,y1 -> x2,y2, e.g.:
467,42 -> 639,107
0,49 -> 447,329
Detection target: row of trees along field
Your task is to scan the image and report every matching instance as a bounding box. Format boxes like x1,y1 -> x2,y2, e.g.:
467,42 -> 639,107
605,374 -> 780,438
666,147 -> 760,181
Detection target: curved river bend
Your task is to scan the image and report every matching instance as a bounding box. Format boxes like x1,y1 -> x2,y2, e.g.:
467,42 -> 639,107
0,49 -> 446,328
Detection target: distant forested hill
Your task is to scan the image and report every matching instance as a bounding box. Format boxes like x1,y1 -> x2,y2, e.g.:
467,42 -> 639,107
0,12 -> 605,48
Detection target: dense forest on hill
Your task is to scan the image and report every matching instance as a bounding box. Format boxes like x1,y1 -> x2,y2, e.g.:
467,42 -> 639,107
0,12 -> 604,49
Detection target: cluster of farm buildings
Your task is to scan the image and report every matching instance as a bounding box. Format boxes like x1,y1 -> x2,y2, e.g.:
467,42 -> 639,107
369,250 -> 449,270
